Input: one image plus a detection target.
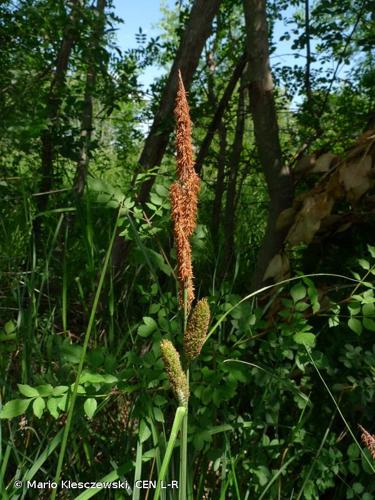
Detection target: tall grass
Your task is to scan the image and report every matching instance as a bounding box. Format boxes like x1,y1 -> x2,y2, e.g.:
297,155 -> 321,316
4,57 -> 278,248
51,210 -> 120,499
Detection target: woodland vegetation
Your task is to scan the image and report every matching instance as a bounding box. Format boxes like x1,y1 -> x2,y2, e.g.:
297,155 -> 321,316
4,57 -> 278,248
0,0 -> 375,499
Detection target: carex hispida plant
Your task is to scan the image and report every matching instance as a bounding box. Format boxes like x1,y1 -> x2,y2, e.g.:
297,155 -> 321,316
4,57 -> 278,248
157,71 -> 210,500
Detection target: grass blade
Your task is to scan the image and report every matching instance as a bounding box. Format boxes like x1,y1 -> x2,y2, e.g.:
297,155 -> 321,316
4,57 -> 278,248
22,429 -> 63,482
74,467 -> 131,499
51,210 -> 120,499
259,455 -> 298,500
305,346 -> 375,473
132,440 -> 143,500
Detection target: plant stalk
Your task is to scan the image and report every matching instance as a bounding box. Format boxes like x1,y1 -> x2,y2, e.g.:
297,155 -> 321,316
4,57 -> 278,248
154,407 -> 186,500
179,394 -> 188,500
179,289 -> 189,500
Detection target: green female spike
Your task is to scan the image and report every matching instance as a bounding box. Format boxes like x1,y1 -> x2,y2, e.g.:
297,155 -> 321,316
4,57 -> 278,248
160,339 -> 189,407
183,298 -> 210,365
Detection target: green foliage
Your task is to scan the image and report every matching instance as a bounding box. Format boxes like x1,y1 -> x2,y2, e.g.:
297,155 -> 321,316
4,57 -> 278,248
0,373 -> 119,421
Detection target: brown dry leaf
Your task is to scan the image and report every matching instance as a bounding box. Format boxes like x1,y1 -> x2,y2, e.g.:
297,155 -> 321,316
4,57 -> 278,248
325,170 -> 345,199
286,192 -> 335,245
280,131 -> 375,262
345,132 -> 375,160
311,152 -> 337,173
319,215 -> 353,236
276,207 -> 296,231
339,154 -> 372,202
357,130 -> 375,143
295,153 -> 317,173
263,253 -> 290,282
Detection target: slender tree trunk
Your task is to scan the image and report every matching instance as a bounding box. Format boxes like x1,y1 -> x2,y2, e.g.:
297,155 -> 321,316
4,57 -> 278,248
211,122 -> 227,246
234,161 -> 251,213
74,0 -> 106,195
37,0 -> 81,213
195,53 -> 247,175
223,80 -> 246,269
243,0 -> 294,290
135,0 -> 221,205
112,0 -> 220,273
305,0 -> 312,104
204,40 -> 223,246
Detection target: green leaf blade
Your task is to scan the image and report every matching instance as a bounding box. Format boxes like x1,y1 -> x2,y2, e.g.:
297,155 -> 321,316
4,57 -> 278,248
0,399 -> 32,419
293,332 -> 316,347
18,384 -> 39,398
33,397 -> 46,418
84,398 -> 97,419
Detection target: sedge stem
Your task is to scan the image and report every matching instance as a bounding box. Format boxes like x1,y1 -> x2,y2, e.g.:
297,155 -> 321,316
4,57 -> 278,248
179,288 -> 189,500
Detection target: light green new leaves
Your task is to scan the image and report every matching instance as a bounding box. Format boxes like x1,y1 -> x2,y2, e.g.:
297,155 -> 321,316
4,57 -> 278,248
18,384 -> 40,398
0,399 -> 32,419
348,317 -> 362,335
293,331 -> 316,347
33,397 -> 46,418
137,316 -> 157,337
84,398 -> 97,419
290,284 -> 307,303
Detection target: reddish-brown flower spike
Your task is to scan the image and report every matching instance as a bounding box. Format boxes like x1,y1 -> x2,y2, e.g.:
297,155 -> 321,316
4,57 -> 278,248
359,425 -> 375,459
184,175 -> 200,237
170,70 -> 201,308
175,71 -> 194,182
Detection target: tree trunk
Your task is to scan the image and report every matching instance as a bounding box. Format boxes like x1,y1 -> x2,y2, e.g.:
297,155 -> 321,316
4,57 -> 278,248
305,0 -> 312,104
211,122 -> 227,246
112,0 -> 221,273
37,0 -> 81,213
195,53 -> 247,175
223,80 -> 246,269
74,0 -> 106,195
243,0 -> 294,291
135,0 -> 221,206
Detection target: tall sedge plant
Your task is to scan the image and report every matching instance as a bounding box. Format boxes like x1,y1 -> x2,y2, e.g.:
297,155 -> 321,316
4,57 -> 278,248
157,72 -> 210,500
